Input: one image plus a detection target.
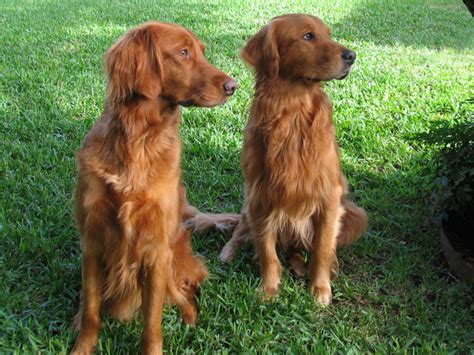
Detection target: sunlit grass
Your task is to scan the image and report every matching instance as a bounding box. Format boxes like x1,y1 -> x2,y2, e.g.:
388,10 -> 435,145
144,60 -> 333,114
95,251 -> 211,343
1,0 -> 473,352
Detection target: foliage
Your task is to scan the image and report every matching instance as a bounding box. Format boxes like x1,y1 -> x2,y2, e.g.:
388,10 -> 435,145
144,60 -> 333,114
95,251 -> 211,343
414,109 -> 474,230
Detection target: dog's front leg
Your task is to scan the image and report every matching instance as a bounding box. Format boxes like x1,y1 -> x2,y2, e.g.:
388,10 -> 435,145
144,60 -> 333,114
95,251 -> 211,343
141,247 -> 171,355
254,228 -> 281,299
140,201 -> 177,355
71,245 -> 102,354
219,210 -> 250,263
308,191 -> 343,305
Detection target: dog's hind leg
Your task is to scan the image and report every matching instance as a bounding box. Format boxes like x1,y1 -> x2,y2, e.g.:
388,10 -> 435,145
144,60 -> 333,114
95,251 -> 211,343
183,201 -> 241,234
180,184 -> 241,233
219,212 -> 250,262
286,249 -> 306,278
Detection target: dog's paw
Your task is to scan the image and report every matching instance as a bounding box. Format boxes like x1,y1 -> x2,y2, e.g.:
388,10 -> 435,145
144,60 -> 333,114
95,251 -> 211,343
71,339 -> 97,355
310,283 -> 332,305
182,218 -> 197,232
219,243 -> 236,263
257,287 -> 278,301
257,281 -> 280,301
141,337 -> 163,355
287,253 -> 306,278
181,306 -> 197,326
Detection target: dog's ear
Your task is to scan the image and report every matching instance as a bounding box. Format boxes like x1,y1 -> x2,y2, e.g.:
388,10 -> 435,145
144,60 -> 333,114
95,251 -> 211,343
241,23 -> 279,78
105,27 -> 163,103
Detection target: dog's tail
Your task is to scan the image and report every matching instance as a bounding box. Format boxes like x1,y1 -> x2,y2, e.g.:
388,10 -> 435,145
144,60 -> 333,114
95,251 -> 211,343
337,199 -> 368,246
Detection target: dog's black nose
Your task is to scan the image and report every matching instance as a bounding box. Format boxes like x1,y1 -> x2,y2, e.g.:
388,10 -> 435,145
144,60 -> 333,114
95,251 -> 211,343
223,79 -> 237,96
341,50 -> 356,65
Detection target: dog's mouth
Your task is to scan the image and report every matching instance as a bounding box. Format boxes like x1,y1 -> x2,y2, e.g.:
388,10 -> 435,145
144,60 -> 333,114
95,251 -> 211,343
304,65 -> 353,83
336,66 -> 353,80
336,72 -> 349,80
179,94 -> 230,108
336,70 -> 350,80
303,77 -> 321,84
179,99 -> 195,107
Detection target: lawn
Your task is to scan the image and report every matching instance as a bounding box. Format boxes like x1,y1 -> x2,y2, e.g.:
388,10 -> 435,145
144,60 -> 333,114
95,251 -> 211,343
1,0 -> 473,353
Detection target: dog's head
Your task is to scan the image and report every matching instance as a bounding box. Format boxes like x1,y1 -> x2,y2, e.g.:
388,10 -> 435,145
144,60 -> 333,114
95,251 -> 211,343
242,14 -> 356,84
106,21 -> 237,107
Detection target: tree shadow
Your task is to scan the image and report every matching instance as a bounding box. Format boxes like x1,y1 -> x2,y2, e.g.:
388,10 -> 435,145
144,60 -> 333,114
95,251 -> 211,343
2,1 -> 249,351
331,0 -> 473,50
180,127 -> 474,355
3,0 -> 473,351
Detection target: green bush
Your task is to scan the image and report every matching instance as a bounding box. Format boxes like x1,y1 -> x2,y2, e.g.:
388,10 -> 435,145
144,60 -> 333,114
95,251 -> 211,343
415,109 -> 474,234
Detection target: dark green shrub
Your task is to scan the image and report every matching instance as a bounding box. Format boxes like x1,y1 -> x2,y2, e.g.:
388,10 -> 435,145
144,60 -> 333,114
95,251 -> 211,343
414,113 -> 474,241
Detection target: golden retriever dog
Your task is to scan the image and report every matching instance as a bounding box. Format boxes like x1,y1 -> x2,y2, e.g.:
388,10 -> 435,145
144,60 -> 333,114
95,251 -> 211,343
72,21 -> 237,354
218,14 -> 368,305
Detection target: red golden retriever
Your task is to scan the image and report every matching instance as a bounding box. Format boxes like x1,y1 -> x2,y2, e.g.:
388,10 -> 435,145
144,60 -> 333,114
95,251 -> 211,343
72,21 -> 236,354
218,14 -> 368,305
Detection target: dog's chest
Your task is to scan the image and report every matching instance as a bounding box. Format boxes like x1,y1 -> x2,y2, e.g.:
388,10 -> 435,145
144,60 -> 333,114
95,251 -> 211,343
265,116 -> 337,201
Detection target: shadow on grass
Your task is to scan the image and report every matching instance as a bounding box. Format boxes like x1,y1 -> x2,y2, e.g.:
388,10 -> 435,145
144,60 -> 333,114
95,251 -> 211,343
2,1 -> 248,51
3,0 -> 473,352
5,0 -> 473,52
184,132 -> 474,351
186,119 -> 472,297
331,0 -> 473,50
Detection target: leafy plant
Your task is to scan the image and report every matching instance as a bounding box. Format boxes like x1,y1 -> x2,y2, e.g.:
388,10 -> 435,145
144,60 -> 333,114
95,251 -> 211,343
415,112 -> 474,233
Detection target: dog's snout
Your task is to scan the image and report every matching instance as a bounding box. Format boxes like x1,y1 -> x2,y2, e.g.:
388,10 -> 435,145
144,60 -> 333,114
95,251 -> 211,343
341,50 -> 356,65
223,79 -> 237,96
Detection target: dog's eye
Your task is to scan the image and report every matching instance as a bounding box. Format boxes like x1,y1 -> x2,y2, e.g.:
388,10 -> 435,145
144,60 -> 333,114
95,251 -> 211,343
179,49 -> 189,58
303,32 -> 315,41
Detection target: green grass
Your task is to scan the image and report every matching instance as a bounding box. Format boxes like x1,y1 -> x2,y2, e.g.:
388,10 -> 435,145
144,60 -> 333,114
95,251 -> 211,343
1,0 -> 473,353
